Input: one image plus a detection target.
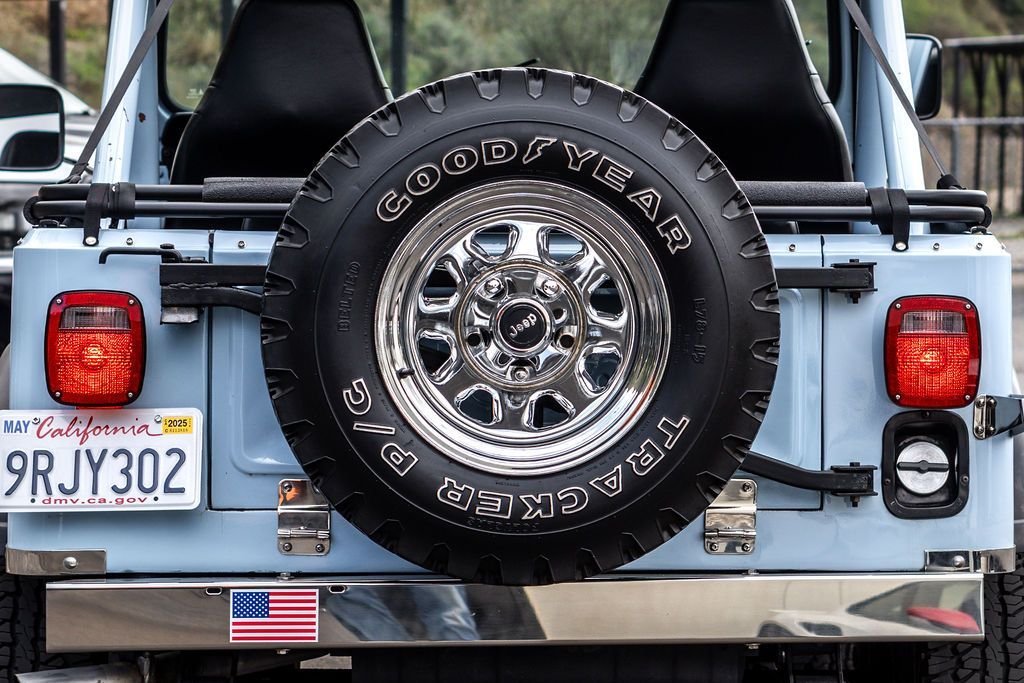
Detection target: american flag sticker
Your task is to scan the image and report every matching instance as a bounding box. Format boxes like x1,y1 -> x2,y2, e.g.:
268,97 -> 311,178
229,589 -> 319,642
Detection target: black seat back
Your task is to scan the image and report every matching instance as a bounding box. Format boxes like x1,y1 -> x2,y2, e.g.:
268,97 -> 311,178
170,0 -> 389,185
635,0 -> 852,185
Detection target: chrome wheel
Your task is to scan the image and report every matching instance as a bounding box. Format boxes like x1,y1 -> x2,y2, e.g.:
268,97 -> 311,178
376,180 -> 670,476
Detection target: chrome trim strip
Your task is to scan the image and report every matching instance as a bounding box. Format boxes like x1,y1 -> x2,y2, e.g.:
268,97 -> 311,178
925,547 -> 1017,573
6,548 -> 106,576
46,573 -> 983,651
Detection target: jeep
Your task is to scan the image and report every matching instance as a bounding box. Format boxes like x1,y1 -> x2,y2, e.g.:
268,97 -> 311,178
0,0 -> 1019,681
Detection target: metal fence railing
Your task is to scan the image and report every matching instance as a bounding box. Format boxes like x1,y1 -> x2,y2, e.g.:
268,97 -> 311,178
929,36 -> 1024,216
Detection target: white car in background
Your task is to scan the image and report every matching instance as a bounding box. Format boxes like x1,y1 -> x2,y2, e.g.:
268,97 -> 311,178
0,46 -> 95,227
0,46 -> 95,349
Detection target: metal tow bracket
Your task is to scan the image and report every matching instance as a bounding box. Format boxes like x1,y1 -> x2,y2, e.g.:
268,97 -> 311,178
704,479 -> 757,555
277,479 -> 331,556
972,394 -> 1024,439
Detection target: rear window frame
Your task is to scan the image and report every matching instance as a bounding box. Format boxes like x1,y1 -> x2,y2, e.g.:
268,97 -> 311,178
157,23 -> 186,115
156,0 -> 845,128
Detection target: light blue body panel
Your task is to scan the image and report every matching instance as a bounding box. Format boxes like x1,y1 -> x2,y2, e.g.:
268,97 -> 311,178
5,228 -> 421,574
208,231 -> 297,509
633,234 -> 1016,572
204,232 -> 823,512
6,228 -> 1013,573
751,235 -> 823,511
3,0 -> 1013,580
819,233 -> 1015,556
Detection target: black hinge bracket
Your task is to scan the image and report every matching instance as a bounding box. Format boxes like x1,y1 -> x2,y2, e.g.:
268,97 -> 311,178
161,285 -> 262,315
153,259 -> 875,314
739,452 -> 877,505
159,262 -> 266,319
159,263 -> 266,286
972,395 -> 1024,439
99,246 -> 184,264
775,260 -> 876,303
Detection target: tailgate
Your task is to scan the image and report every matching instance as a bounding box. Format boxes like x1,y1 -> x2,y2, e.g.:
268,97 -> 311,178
207,232 -> 826,511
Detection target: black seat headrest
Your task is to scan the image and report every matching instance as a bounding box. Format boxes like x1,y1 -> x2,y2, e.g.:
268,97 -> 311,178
170,0 -> 390,184
636,0 -> 852,184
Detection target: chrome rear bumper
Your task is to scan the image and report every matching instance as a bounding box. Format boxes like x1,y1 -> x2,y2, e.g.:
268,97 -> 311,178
46,573 -> 983,651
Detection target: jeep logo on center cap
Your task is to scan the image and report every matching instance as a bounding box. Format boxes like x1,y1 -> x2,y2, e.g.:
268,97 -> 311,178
498,302 -> 548,351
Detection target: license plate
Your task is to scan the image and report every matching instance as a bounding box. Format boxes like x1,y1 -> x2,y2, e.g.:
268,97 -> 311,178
0,408 -> 202,511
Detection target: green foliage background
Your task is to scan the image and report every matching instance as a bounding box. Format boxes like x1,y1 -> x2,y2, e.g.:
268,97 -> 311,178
3,0 -> 1024,110
0,0 -> 109,106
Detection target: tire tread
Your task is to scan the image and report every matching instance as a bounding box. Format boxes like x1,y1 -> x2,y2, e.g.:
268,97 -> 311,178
0,554 -> 97,682
925,552 -> 1024,683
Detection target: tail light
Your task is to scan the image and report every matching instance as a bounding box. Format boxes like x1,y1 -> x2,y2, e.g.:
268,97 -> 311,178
45,291 -> 145,406
884,296 -> 980,408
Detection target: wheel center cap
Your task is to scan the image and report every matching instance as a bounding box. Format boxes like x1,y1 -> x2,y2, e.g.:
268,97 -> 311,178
495,300 -> 550,355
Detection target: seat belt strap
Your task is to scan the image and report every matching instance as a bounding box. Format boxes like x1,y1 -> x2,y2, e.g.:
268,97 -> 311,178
840,0 -> 962,190
65,0 -> 178,186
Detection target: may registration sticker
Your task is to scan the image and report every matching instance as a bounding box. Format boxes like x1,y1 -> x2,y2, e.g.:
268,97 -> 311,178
0,408 -> 202,512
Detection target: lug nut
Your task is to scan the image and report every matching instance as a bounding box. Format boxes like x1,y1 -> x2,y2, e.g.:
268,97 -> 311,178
512,367 -> 529,382
483,278 -> 502,296
540,279 -> 561,296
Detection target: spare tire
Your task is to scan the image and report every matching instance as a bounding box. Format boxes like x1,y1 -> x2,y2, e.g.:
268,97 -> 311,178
262,68 -> 779,585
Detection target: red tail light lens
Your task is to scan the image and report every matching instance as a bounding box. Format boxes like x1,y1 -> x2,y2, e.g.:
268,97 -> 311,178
45,291 -> 145,406
885,296 -> 980,408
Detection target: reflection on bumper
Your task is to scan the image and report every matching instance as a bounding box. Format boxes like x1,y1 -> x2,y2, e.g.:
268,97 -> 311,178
46,573 -> 983,651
